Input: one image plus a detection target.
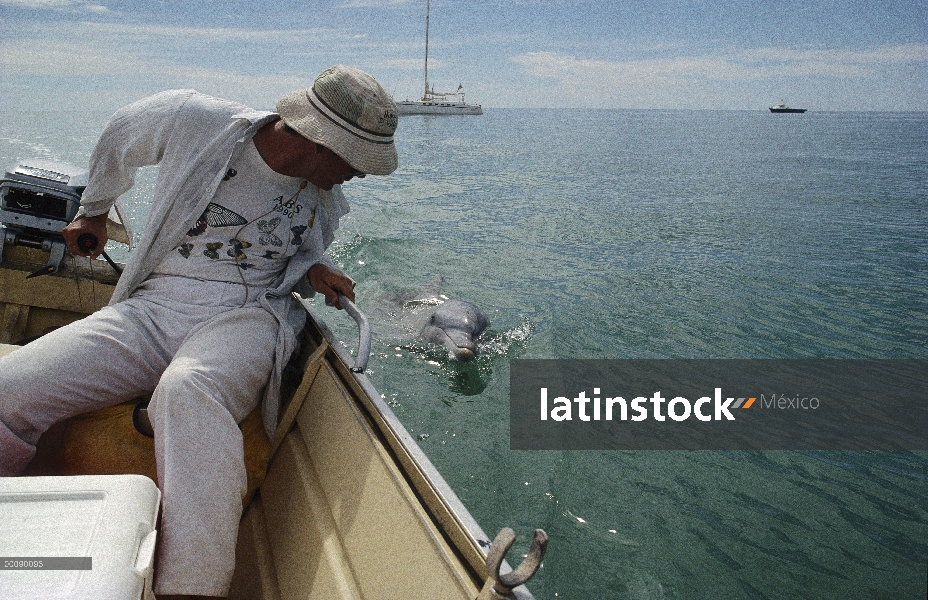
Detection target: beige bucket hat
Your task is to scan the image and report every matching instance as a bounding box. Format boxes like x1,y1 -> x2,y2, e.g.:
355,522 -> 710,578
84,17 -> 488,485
276,65 -> 399,176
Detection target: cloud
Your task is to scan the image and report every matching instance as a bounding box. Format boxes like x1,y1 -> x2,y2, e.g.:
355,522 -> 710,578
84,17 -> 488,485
0,20 -> 369,78
0,0 -> 77,6
0,19 -> 414,110
371,57 -> 431,71
513,44 -> 928,85
505,43 -> 928,109
0,0 -> 109,12
75,21 -> 365,45
738,44 -> 928,65
512,51 -> 752,86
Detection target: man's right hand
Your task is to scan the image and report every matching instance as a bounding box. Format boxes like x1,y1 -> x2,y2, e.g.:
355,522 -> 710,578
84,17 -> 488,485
62,213 -> 109,258
308,263 -> 356,310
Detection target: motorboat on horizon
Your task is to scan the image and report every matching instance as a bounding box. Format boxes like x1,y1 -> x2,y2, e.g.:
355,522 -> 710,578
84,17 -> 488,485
769,103 -> 807,113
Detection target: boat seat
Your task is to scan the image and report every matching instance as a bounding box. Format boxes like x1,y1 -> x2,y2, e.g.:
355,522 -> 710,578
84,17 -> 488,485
4,340 -> 271,504
23,392 -> 271,506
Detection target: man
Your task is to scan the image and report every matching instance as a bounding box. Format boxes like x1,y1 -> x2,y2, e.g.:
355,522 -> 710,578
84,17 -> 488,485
0,65 -> 398,599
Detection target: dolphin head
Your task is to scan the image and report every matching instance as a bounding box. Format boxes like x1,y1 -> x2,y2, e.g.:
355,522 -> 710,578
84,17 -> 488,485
420,300 -> 489,361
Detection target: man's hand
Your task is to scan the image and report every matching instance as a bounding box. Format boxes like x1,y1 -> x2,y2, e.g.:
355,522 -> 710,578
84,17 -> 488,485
62,214 -> 109,258
308,263 -> 355,310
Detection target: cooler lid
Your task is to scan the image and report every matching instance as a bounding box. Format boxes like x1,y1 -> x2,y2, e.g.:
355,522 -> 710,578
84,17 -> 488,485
0,475 -> 160,600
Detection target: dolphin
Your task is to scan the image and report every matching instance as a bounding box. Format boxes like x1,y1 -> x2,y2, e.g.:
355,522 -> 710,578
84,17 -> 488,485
419,299 -> 489,361
363,275 -> 490,361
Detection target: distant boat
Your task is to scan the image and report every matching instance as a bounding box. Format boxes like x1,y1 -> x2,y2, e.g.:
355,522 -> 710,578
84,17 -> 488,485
397,0 -> 482,116
769,103 -> 807,113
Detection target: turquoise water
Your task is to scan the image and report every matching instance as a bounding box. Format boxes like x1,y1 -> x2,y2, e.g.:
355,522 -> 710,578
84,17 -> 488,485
323,109 -> 928,599
3,108 -> 926,598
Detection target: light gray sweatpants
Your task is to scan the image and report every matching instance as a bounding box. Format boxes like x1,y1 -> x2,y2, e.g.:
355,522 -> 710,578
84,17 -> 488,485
0,275 -> 278,597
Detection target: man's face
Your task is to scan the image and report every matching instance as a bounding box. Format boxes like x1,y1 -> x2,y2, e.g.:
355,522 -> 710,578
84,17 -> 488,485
312,148 -> 366,191
283,125 -> 365,190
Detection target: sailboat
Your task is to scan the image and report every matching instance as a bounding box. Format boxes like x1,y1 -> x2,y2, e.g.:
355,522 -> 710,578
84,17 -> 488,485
397,0 -> 483,116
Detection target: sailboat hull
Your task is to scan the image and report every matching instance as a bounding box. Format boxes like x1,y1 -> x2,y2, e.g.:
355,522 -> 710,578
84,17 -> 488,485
397,100 -> 483,116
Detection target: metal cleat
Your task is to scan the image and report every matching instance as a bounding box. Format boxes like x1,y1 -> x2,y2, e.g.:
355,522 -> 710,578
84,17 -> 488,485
477,527 -> 548,599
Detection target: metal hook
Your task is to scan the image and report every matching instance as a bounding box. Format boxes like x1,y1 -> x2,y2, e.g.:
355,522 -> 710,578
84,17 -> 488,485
484,527 -> 549,597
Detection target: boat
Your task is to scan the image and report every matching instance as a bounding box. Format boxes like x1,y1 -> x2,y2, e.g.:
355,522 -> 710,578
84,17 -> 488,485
396,0 -> 483,116
769,103 -> 807,113
397,85 -> 484,116
0,158 -> 544,599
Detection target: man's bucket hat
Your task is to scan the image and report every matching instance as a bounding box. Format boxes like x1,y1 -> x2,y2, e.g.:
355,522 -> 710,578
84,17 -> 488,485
277,65 -> 399,176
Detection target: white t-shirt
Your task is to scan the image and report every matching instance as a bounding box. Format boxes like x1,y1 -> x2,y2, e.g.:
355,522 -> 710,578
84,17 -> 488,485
154,140 -> 320,287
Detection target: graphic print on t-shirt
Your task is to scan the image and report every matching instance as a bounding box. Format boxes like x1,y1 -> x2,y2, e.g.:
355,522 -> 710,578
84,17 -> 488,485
182,200 -> 311,263
289,225 -> 306,246
257,218 -> 283,247
227,239 -> 251,260
187,202 -> 248,236
154,139 -> 318,286
203,242 -> 223,260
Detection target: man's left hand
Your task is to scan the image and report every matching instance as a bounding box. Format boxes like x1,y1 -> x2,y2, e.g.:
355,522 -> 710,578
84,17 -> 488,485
308,263 -> 355,310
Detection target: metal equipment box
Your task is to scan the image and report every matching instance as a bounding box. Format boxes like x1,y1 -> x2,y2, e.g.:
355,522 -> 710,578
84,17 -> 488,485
0,159 -> 87,236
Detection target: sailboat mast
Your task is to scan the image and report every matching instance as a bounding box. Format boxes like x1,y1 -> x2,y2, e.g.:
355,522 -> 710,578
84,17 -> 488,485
423,0 -> 430,98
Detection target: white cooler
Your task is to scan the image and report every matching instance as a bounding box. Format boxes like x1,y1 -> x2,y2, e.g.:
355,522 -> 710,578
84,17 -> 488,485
0,474 -> 160,600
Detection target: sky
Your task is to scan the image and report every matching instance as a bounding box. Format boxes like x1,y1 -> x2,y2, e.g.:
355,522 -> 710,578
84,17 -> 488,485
1,0 -> 926,113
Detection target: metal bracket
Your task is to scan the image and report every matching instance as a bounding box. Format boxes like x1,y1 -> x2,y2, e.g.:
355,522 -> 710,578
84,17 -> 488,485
0,228 -> 8,264
23,238 -> 67,278
46,239 -> 66,273
479,528 -> 549,599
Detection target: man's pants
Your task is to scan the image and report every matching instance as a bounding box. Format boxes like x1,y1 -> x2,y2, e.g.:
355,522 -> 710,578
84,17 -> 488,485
0,276 -> 278,597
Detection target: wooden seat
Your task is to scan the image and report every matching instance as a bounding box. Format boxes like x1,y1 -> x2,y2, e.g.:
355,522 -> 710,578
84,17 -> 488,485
23,396 -> 271,506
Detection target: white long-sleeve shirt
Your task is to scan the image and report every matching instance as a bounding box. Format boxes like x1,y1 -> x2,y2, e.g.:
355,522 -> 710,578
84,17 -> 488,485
78,89 -> 351,436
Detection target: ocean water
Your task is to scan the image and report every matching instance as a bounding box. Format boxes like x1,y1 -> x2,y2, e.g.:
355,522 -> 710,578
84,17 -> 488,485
2,108 -> 926,599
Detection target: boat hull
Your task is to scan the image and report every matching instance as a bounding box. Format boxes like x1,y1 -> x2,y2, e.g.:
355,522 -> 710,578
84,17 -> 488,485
769,107 -> 807,113
397,101 -> 483,116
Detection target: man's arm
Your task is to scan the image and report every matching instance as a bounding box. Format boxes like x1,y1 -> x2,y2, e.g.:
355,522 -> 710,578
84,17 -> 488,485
63,91 -> 193,258
294,186 -> 355,309
77,90 -> 192,220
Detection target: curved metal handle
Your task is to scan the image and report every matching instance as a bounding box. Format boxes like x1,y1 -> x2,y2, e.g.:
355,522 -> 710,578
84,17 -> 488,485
337,293 -> 371,373
485,527 -> 549,596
